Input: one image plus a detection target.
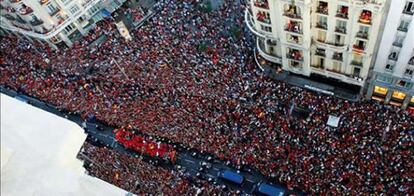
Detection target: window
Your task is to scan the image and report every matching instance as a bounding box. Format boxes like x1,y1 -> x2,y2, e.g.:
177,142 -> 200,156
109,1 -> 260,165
374,86 -> 388,95
398,19 -> 411,31
376,75 -> 393,84
394,35 -> 405,47
335,20 -> 347,34
63,23 -> 75,34
403,1 -> 414,15
47,3 -> 59,14
385,63 -> 395,72
389,51 -> 399,60
397,80 -> 413,89
392,91 -> 406,100
317,15 -> 328,29
287,34 -> 301,44
332,61 -> 341,72
88,4 -> 100,15
404,69 -> 414,77
317,30 -> 326,42
69,5 -> 80,14
353,67 -> 361,77
260,25 -> 272,32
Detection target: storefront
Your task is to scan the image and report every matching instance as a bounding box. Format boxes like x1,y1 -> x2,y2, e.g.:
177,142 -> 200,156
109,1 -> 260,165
371,86 -> 388,102
389,91 -> 406,107
408,96 -> 414,115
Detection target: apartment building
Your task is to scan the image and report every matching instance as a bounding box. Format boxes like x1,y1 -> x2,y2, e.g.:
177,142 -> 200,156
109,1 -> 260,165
0,0 -> 126,49
367,0 -> 414,111
245,0 -> 388,99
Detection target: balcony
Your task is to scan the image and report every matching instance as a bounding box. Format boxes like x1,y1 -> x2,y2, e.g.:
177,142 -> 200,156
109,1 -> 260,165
393,41 -> 403,47
254,0 -> 269,9
316,2 -> 328,15
245,9 -> 266,38
284,6 -> 301,19
335,26 -> 346,34
9,0 -> 21,3
351,61 -> 363,67
256,12 -> 271,24
403,9 -> 414,15
256,39 -> 282,64
356,32 -> 369,40
336,6 -> 349,19
359,10 -> 372,25
286,50 -> 303,61
332,53 -> 343,61
353,44 -> 365,52
285,22 -> 302,34
315,49 -> 326,57
39,0 -> 49,5
397,25 -> 408,32
316,22 -> 327,30
19,6 -> 33,15
30,19 -> 44,26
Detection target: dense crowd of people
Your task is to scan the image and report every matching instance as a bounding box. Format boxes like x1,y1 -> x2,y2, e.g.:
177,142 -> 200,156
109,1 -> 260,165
79,141 -> 231,195
1,0 -> 413,194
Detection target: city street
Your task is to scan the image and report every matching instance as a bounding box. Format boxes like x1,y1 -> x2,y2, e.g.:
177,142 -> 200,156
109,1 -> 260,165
0,87 -> 305,195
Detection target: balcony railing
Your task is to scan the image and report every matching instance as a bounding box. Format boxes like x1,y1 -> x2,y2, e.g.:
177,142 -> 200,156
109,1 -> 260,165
335,26 -> 346,34
393,42 -> 403,47
285,24 -> 302,34
336,7 -> 348,19
359,11 -> 372,25
311,64 -> 324,69
397,25 -> 408,32
30,19 -> 44,26
256,13 -> 271,24
316,22 -> 327,30
351,61 -> 363,67
286,52 -> 303,61
403,10 -> 414,15
283,11 -> 302,19
254,0 -> 269,9
353,44 -> 365,51
356,32 -> 369,40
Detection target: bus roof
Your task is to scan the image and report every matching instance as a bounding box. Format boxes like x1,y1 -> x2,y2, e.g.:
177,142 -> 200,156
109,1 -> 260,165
258,183 -> 285,196
220,170 -> 244,185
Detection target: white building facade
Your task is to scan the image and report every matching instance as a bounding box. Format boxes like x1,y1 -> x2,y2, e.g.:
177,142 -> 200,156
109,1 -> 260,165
0,0 -> 126,49
367,0 -> 414,110
246,0 -> 388,97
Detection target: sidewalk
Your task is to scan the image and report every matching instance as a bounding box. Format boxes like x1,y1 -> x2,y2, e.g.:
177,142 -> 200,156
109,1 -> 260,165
254,49 -> 361,101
